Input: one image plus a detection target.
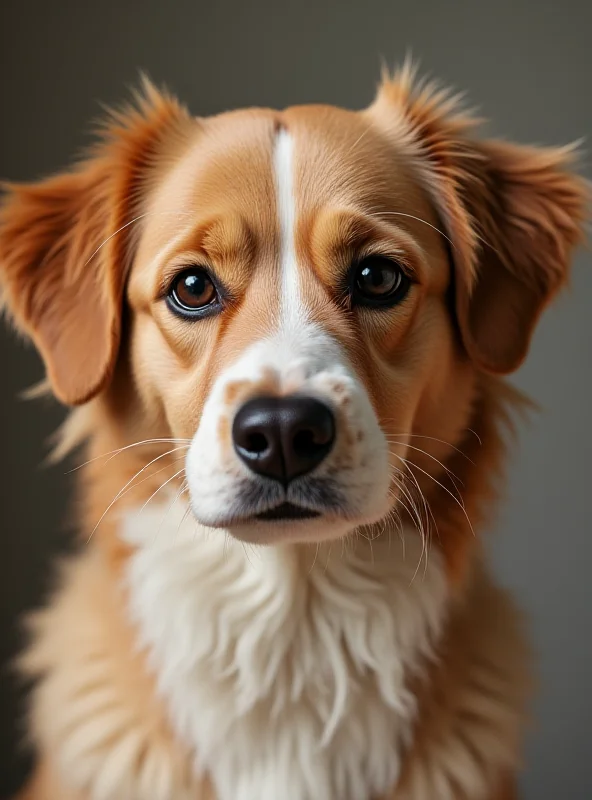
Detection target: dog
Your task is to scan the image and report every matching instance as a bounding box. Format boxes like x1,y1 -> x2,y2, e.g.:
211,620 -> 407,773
1,64 -> 587,800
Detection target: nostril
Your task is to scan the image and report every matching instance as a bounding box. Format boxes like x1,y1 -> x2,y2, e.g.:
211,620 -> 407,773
293,427 -> 330,457
293,429 -> 315,457
244,431 -> 269,455
232,399 -> 281,476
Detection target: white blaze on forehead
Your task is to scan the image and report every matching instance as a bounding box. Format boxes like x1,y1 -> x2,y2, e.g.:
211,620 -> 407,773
274,128 -> 306,329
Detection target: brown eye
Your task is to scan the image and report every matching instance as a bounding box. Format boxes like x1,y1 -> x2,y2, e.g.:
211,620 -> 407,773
352,256 -> 411,307
168,268 -> 218,316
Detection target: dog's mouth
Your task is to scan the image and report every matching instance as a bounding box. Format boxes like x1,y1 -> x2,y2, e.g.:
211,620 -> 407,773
255,502 -> 322,521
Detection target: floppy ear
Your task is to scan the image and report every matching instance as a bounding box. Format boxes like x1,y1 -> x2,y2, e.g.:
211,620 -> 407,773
452,139 -> 588,373
371,66 -> 589,374
0,80 -> 189,404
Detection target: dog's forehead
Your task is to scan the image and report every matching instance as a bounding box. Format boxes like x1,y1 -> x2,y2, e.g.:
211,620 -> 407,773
144,104 -> 425,240
143,109 -> 277,241
282,104 -> 410,208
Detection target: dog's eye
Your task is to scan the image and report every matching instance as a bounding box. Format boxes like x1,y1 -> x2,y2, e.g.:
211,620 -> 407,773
168,268 -> 218,315
352,256 -> 411,307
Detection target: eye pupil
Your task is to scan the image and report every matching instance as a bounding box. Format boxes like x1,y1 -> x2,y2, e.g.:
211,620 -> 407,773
169,268 -> 218,314
184,273 -> 205,295
360,264 -> 399,292
353,257 -> 409,306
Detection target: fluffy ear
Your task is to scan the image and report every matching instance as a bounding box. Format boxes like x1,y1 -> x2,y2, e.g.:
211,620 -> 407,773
371,65 -> 589,374
452,139 -> 588,373
0,80 -> 189,404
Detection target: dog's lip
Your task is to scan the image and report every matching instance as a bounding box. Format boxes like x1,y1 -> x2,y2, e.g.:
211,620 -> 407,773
254,502 -> 322,522
191,501 -> 326,529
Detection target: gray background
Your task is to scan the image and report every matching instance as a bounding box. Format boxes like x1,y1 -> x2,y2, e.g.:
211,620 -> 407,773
0,0 -> 590,797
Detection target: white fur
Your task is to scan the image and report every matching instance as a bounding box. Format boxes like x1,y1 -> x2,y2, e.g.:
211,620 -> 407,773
275,127 -> 303,329
122,503 -> 449,800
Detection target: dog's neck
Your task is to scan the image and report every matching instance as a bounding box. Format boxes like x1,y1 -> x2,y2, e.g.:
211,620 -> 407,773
120,504 -> 449,800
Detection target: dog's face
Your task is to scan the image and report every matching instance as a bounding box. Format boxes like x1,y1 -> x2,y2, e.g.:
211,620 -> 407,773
127,106 -> 472,543
0,71 -> 586,547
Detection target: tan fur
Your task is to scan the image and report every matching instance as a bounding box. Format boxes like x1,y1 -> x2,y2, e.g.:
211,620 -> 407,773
2,68 -> 587,799
18,546 -> 213,800
388,561 -> 531,800
0,80 -> 192,405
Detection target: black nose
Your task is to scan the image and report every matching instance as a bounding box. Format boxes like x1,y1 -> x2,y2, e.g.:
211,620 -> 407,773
232,395 -> 335,485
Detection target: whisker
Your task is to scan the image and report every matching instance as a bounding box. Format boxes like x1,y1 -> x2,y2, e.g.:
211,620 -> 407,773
140,467 -> 186,513
308,543 -> 321,575
396,454 -> 475,538
82,209 -> 195,267
365,210 -> 455,248
377,507 -> 403,556
241,543 -> 254,567
359,527 -> 376,564
68,439 -> 191,473
86,447 -> 189,542
408,470 -> 436,536
366,208 -> 503,259
346,125 -> 373,156
323,543 -> 333,575
154,481 -> 188,544
391,464 -> 437,581
391,483 -> 421,534
83,213 -> 150,267
387,441 -> 464,491
104,456 -> 187,511
382,430 -> 476,461
389,508 -> 405,557
392,476 -> 429,561
174,503 -> 193,543
393,472 -> 429,534
400,472 -> 432,586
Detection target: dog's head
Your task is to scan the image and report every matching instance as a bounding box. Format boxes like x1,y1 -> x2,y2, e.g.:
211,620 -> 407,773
0,70 -> 586,547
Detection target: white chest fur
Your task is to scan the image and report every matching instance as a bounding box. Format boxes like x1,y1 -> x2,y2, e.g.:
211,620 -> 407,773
122,507 -> 448,800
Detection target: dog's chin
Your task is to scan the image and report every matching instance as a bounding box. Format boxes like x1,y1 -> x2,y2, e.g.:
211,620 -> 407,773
191,500 -> 394,546
225,514 -> 354,545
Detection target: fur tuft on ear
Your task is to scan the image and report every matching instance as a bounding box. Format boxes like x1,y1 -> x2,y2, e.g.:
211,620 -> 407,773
0,79 -> 190,405
370,63 -> 589,374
